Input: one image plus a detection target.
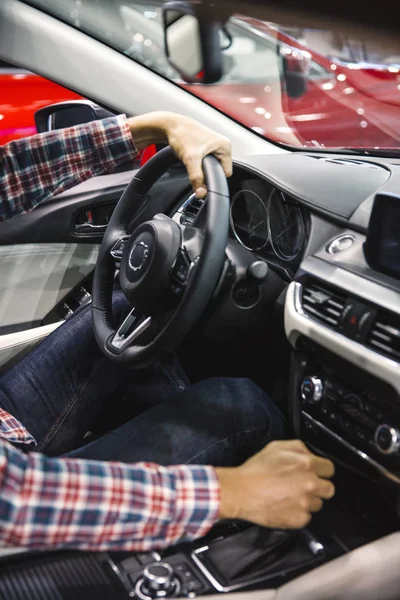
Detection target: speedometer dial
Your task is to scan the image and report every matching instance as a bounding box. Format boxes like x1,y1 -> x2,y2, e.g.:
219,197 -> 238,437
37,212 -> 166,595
230,189 -> 269,251
267,189 -> 305,261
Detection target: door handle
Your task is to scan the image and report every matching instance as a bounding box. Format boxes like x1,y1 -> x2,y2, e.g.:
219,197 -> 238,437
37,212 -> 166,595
74,222 -> 108,234
74,204 -> 116,235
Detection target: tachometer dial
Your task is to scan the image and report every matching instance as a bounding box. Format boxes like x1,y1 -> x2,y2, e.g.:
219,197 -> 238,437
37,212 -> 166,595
230,189 -> 269,251
267,189 -> 305,261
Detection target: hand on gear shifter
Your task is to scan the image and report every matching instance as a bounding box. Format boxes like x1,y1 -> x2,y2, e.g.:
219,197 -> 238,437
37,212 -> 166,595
215,439 -> 335,529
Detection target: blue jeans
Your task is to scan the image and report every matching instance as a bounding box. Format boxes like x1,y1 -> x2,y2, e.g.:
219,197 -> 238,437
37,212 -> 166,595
0,293 -> 287,465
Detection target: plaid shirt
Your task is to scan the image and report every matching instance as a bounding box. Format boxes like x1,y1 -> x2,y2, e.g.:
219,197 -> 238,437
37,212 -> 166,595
0,116 -> 220,550
0,114 -> 136,221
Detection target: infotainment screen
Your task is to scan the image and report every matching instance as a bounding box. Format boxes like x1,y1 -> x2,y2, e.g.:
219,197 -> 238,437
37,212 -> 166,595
364,192 -> 400,279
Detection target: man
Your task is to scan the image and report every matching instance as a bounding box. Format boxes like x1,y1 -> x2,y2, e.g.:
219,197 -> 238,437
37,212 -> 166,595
0,111 -> 335,551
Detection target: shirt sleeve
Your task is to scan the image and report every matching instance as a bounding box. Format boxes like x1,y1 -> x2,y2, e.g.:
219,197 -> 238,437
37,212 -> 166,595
0,440 -> 220,551
0,115 -> 137,222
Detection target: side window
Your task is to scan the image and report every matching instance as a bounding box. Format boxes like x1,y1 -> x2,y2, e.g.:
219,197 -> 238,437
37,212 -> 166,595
0,60 -> 140,172
0,61 -> 84,146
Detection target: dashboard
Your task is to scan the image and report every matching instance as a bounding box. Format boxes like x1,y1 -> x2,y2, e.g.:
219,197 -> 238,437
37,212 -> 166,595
174,151 -> 400,490
174,167 -> 311,284
174,151 -> 400,288
123,151 -> 400,590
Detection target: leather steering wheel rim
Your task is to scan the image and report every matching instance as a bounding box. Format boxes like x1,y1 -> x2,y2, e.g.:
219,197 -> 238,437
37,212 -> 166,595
92,146 -> 230,364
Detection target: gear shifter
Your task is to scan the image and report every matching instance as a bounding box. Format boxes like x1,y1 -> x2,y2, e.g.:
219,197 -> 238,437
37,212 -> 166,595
200,526 -> 294,584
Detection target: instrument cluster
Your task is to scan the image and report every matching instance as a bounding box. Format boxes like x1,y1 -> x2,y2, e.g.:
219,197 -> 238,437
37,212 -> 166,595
229,177 -> 307,268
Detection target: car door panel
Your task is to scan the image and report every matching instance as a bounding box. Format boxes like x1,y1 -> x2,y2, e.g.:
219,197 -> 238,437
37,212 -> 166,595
0,164 -> 190,370
0,242 -> 99,333
0,321 -> 62,371
0,173 -> 132,372
0,171 -> 135,245
0,241 -> 98,370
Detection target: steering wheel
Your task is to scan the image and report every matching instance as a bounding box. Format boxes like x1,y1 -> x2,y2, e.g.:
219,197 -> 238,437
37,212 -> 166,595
92,146 -> 230,364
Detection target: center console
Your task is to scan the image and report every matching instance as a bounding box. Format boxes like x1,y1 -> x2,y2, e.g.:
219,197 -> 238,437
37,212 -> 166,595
286,266 -> 400,488
0,519 -> 343,600
110,521 -> 340,598
285,195 -> 400,527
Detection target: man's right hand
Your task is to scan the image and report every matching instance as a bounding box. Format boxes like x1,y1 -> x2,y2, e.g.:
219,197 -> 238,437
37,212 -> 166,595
215,440 -> 335,529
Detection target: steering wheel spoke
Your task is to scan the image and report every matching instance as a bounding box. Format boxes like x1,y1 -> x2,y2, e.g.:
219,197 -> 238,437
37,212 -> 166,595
180,224 -> 204,262
110,235 -> 131,261
109,308 -> 152,352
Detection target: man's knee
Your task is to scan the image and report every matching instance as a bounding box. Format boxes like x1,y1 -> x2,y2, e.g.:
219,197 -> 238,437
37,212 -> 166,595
186,377 -> 286,466
190,376 -> 283,431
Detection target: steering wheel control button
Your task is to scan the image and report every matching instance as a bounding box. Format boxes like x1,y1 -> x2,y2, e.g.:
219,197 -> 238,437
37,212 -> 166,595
170,250 -> 191,284
135,562 -> 181,599
374,424 -> 400,455
301,376 -> 324,403
110,236 -> 130,260
247,260 -> 268,283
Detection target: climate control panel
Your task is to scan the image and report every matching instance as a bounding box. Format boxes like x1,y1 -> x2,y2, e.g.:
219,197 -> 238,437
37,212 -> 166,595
299,371 -> 400,470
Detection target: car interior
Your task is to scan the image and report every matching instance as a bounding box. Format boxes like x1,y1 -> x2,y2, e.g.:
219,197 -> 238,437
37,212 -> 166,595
1,0 -> 400,598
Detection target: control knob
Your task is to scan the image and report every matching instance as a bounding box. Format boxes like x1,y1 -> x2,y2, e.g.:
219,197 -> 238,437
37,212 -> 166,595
247,260 -> 268,283
374,424 -> 400,455
301,376 -> 324,403
143,562 -> 174,593
136,562 -> 181,599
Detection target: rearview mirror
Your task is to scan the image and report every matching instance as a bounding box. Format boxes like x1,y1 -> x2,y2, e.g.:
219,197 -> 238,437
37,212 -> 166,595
220,27 -> 233,51
34,100 -> 114,133
163,1 -> 225,84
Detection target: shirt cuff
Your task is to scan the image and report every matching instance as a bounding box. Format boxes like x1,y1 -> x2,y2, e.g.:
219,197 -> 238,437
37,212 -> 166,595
166,465 -> 220,543
88,114 -> 138,173
0,409 -> 36,447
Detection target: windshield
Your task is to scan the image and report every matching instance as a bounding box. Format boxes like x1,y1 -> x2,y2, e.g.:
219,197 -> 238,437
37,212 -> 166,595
24,0 -> 400,151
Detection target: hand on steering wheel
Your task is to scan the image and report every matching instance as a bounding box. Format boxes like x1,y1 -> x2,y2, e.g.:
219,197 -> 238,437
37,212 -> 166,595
92,146 -> 229,364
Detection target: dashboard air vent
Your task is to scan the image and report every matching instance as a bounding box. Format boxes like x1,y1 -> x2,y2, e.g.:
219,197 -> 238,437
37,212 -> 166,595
302,282 -> 347,328
366,310 -> 400,362
180,193 -> 204,225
